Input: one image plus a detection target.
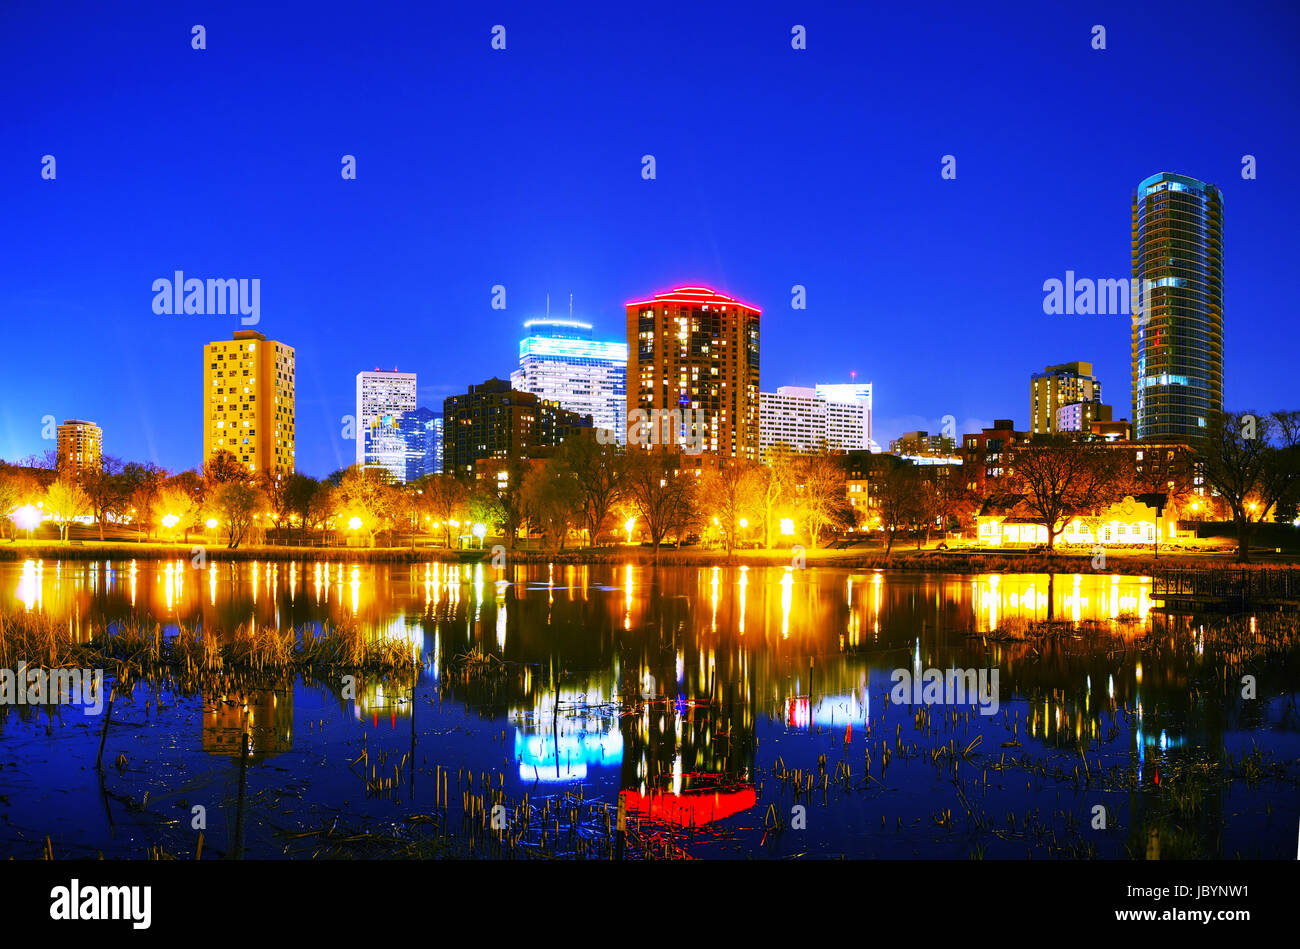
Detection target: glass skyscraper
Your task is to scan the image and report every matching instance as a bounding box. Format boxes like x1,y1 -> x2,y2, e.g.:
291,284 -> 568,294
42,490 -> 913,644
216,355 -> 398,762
510,319 -> 627,443
1131,172 -> 1224,440
395,407 -> 442,481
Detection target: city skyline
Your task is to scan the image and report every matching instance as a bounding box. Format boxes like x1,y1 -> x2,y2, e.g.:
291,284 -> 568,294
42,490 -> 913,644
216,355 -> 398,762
2,1 -> 1297,478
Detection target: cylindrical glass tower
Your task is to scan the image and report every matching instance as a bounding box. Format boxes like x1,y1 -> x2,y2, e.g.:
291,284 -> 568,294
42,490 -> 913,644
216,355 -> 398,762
1130,172 -> 1224,440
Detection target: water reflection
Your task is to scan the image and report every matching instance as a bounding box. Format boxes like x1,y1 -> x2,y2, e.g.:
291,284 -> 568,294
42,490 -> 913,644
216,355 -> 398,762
2,559 -> 1297,858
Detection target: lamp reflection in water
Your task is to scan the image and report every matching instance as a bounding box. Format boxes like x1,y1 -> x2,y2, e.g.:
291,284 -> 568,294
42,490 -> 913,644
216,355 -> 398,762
710,567 -> 719,632
17,560 -> 40,611
780,568 -> 793,639
738,566 -> 748,635
496,579 -> 507,651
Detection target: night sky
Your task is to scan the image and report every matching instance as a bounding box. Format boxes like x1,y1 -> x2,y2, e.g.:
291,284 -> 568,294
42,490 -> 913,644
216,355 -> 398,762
2,0 -> 1296,477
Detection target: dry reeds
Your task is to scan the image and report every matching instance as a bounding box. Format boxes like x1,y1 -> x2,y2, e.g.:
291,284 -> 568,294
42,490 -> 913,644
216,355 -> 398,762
0,610 -> 420,688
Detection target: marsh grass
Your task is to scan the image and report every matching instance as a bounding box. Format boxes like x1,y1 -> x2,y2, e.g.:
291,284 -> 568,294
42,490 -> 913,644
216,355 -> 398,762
0,610 -> 419,693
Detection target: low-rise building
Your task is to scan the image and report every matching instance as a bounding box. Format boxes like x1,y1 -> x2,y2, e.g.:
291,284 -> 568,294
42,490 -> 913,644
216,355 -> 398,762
975,493 -> 1172,546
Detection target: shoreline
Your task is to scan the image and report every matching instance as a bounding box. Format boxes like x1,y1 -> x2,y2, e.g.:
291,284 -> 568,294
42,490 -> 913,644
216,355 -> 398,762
0,540 -> 1294,576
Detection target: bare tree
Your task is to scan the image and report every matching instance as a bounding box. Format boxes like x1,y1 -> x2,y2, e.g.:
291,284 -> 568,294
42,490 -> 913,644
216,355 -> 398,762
755,445 -> 796,548
872,460 -> 920,555
522,456 -> 582,551
795,451 -> 850,548
77,456 -> 124,541
1006,437 -> 1123,550
212,482 -> 264,549
623,449 -> 698,551
1198,411 -> 1300,562
562,437 -> 623,546
701,459 -> 760,555
419,474 -> 468,547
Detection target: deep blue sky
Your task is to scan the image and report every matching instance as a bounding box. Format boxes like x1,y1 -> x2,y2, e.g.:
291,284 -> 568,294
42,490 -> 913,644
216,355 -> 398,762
2,0 -> 1297,477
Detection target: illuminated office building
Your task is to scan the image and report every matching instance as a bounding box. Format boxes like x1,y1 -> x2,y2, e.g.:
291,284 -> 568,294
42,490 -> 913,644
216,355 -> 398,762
356,370 -> 417,480
510,319 -> 627,443
758,386 -> 871,459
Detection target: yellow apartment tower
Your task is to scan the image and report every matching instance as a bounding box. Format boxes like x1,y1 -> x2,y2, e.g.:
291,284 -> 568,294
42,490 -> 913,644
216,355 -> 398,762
203,330 -> 295,476
56,419 -> 102,478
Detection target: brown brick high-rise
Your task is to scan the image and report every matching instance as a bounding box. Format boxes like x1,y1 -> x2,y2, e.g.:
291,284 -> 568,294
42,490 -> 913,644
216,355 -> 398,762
625,286 -> 760,460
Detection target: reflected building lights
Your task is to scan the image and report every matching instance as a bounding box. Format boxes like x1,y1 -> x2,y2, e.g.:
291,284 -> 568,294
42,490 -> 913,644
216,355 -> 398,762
780,568 -> 793,639
738,566 -> 748,635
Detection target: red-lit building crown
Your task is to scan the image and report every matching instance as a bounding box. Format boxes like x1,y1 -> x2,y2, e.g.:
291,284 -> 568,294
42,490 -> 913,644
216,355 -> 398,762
625,286 -> 761,314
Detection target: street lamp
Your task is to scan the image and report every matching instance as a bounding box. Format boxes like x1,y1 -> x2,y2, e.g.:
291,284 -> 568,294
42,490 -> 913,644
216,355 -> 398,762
13,504 -> 40,540
624,516 -> 636,544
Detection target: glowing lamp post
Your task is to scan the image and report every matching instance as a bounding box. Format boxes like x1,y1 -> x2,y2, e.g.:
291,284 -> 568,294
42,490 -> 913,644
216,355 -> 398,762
161,513 -> 180,531
624,517 -> 636,544
779,517 -> 795,537
13,504 -> 41,540
472,522 -> 487,548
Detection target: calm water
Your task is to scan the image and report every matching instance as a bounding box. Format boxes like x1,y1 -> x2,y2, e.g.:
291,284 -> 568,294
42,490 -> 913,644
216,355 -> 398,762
1,557 -> 1297,859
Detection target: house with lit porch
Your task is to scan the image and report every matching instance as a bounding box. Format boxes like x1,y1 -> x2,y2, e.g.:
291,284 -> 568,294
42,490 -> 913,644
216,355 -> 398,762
976,493 -> 1172,546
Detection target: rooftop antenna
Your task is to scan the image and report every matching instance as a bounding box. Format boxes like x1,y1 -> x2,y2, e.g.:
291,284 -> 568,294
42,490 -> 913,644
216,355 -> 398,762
546,293 -> 550,317
569,293 -> 574,318
850,370 -> 857,382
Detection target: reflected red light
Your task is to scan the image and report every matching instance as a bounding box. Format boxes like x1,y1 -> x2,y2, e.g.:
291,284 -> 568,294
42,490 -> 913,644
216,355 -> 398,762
621,786 -> 757,825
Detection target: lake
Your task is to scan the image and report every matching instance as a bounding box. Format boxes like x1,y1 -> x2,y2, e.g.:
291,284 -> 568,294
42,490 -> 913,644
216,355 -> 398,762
1,557 -> 1296,859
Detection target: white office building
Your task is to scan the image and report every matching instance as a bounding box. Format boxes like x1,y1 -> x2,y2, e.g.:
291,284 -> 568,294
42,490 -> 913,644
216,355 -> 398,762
814,382 -> 873,450
356,369 -> 417,480
510,319 -> 627,443
759,384 -> 872,459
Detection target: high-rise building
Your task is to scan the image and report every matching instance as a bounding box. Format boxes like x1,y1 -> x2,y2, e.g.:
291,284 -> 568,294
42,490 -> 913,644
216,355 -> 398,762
394,407 -> 442,482
56,420 -> 102,478
1055,400 -> 1113,434
203,330 -> 295,475
758,386 -> 871,459
1131,172 -> 1224,440
626,286 -> 760,460
356,370 -> 417,480
443,378 -> 592,479
1030,362 -> 1102,435
510,319 -> 627,444
814,383 -> 873,451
